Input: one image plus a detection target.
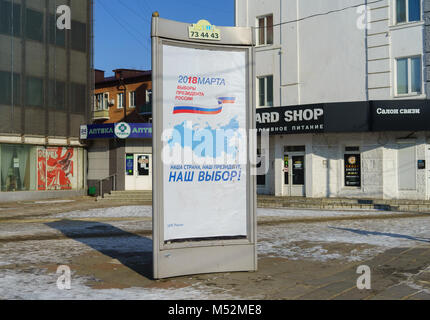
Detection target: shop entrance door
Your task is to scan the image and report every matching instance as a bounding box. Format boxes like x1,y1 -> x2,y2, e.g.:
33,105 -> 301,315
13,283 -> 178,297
125,154 -> 152,190
135,154 -> 152,190
283,154 -> 305,197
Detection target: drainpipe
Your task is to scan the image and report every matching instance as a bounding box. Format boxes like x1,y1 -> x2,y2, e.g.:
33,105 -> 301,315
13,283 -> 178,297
279,0 -> 282,107
365,0 -> 369,101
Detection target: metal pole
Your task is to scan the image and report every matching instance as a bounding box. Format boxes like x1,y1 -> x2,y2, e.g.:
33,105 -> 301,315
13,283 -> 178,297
124,85 -> 127,121
119,77 -> 127,121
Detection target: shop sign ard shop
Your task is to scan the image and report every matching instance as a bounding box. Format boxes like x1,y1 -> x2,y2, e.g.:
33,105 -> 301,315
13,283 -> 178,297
257,100 -> 430,135
257,105 -> 325,134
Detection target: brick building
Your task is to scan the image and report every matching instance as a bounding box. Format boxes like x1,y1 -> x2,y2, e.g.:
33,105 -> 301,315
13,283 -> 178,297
83,69 -> 153,195
93,69 -> 152,124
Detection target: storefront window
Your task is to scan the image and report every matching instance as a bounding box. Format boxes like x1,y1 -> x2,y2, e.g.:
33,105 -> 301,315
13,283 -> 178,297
0,144 -> 37,192
0,144 -> 82,192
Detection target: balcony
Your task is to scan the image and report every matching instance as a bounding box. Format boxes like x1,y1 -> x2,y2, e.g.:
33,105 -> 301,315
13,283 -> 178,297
92,109 -> 110,120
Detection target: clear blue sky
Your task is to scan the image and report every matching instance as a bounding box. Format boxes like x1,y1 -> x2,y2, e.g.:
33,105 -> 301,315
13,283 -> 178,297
94,0 -> 235,76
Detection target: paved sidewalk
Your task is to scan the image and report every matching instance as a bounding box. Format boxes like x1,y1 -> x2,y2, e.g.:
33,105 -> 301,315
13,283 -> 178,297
0,201 -> 429,300
0,203 -> 428,243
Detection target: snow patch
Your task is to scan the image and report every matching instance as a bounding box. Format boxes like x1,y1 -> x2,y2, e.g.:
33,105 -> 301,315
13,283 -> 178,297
53,206 -> 152,218
0,269 -> 234,300
34,200 -> 76,204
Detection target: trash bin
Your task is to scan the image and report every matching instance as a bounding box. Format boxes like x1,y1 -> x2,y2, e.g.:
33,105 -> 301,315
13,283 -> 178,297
88,186 -> 96,196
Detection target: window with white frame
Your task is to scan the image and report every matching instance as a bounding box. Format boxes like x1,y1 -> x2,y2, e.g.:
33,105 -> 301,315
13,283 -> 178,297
395,0 -> 421,24
94,92 -> 109,111
117,92 -> 124,109
396,56 -> 422,95
129,91 -> 136,108
258,75 -> 273,107
257,15 -> 273,46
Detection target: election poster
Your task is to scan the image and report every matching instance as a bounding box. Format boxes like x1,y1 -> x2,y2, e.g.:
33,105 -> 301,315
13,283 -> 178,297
162,44 -> 248,241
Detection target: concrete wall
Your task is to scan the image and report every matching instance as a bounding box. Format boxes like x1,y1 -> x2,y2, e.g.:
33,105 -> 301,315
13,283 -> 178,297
87,138 -> 152,194
87,139 -> 109,181
236,0 -> 427,104
0,190 -> 86,203
237,0 -> 367,107
87,139 -> 113,196
265,132 -> 429,200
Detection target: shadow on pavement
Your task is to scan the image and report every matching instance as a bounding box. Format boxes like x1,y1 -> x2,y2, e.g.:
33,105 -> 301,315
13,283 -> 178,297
46,219 -> 153,279
330,226 -> 430,243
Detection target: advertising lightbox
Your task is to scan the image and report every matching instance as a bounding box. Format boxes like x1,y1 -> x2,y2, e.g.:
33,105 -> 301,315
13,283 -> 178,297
152,16 -> 256,279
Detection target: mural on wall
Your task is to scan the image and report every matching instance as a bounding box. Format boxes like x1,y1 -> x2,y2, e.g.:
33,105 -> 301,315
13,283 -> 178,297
37,148 -> 46,191
37,147 -> 76,190
46,147 -> 74,190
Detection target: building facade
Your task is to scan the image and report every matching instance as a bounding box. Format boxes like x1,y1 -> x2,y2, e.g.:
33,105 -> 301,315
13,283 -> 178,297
85,69 -> 152,195
236,0 -> 430,199
0,0 -> 92,201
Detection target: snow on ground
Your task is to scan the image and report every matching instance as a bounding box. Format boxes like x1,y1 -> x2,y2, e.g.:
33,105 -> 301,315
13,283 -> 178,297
53,206 -> 152,218
0,233 -> 154,266
52,206 -> 397,220
258,207 -> 398,218
34,200 -> 76,204
0,269 -> 234,300
0,235 -> 236,299
1,206 -> 429,299
258,217 -> 430,261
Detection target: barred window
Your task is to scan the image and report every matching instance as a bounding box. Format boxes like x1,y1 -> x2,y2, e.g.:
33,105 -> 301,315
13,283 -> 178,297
49,14 -> 66,47
0,1 -> 21,36
0,71 -> 20,106
26,8 -> 43,42
71,20 -> 87,52
26,77 -> 43,107
71,83 -> 86,113
48,80 -> 66,110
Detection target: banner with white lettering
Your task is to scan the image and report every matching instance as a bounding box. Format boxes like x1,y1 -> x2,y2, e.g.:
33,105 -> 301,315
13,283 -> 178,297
256,104 -> 325,134
371,100 -> 430,131
162,44 -> 247,241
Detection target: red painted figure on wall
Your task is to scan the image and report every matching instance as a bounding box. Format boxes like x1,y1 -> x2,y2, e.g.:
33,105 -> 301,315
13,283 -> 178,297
46,147 -> 74,190
37,148 -> 46,191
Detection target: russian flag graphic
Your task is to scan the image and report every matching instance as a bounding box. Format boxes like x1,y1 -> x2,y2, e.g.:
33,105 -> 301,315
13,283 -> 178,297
217,97 -> 236,105
173,97 -> 236,115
